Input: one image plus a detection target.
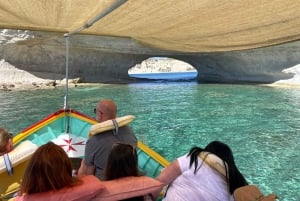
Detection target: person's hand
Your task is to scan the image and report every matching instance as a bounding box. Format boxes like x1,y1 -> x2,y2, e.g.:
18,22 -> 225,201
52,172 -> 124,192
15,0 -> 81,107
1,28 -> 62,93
265,194 -> 278,200
77,159 -> 86,176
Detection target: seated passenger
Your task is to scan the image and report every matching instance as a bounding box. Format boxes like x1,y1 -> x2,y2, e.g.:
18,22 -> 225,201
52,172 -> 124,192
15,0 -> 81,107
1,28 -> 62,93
104,142 -> 153,201
14,142 -> 103,201
0,127 -> 14,156
154,141 -> 248,201
78,99 -> 137,180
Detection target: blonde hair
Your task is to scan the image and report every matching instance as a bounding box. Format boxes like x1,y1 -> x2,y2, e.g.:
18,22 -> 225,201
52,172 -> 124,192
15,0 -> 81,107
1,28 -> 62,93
0,127 -> 10,153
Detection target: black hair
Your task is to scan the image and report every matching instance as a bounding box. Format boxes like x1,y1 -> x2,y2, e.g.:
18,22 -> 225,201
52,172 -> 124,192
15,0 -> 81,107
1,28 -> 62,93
105,143 -> 139,180
105,143 -> 144,201
187,141 -> 248,194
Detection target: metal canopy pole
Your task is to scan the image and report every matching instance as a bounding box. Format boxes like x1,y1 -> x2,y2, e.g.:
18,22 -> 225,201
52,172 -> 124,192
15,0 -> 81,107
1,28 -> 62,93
63,0 -> 128,134
68,0 -> 127,36
64,34 -> 70,134
64,34 -> 70,111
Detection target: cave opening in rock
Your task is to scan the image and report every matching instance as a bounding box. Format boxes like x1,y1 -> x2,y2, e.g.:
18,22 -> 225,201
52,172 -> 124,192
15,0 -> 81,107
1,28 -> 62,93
128,57 -> 198,81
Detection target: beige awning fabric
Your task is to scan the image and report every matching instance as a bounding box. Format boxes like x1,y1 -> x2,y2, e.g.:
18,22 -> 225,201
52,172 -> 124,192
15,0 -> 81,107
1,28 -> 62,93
1,0 -> 300,52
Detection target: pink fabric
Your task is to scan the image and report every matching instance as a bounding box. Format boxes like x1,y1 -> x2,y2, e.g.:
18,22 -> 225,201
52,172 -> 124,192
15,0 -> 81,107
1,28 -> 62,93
14,175 -> 104,201
94,176 -> 163,201
14,196 -> 23,201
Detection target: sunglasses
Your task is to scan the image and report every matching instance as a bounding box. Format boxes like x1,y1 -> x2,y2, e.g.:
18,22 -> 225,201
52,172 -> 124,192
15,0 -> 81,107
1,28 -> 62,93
9,133 -> 13,139
93,108 -> 103,114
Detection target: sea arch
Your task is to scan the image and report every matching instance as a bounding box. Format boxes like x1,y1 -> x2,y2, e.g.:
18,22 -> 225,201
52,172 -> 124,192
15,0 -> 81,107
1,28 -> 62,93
128,57 -> 198,81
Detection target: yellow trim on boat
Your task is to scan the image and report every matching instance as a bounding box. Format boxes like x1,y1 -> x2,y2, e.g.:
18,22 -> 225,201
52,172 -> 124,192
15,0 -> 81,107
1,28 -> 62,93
69,113 -> 97,124
13,113 -> 64,145
138,141 -> 170,167
13,111 -> 97,145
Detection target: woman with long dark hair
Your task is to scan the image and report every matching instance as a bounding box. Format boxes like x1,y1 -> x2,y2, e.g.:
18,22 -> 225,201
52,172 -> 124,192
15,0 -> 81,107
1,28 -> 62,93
105,142 -> 153,201
105,142 -> 140,180
155,141 -> 248,201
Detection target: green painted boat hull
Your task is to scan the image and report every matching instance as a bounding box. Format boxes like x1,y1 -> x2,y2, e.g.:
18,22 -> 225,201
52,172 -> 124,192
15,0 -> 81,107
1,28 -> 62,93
1,109 -> 168,200
13,108 -> 169,178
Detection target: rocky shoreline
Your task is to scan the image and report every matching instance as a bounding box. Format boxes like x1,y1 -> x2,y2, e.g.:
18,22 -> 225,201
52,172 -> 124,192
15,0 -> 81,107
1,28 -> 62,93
0,59 -> 81,91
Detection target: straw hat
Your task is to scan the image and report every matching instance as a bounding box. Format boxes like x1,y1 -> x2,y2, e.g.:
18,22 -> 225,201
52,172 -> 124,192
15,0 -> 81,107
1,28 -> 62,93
234,185 -> 277,201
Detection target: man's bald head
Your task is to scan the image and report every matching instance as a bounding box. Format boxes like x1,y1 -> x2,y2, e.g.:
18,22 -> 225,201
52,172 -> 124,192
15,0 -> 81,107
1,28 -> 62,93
95,99 -> 117,122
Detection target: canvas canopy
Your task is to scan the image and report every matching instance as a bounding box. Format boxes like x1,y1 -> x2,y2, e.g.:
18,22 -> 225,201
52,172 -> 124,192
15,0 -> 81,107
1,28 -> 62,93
1,0 -> 300,53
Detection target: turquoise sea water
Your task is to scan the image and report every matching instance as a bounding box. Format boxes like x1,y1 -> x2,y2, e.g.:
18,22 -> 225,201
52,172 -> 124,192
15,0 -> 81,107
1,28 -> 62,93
0,82 -> 299,200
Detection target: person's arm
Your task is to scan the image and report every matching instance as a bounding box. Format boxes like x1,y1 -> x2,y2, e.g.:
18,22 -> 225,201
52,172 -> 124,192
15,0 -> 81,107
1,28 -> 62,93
77,159 -> 95,176
78,138 -> 97,176
152,159 -> 182,199
157,160 -> 181,184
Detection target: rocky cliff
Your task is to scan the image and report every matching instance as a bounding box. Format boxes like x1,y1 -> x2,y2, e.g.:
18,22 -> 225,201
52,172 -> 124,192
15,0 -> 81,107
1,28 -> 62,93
1,29 -> 300,90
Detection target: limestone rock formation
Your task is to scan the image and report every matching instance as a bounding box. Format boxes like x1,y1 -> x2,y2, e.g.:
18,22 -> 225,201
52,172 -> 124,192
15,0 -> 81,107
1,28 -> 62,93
1,29 -> 300,90
128,57 -> 197,73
